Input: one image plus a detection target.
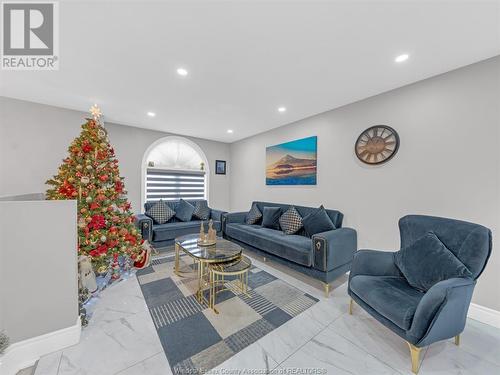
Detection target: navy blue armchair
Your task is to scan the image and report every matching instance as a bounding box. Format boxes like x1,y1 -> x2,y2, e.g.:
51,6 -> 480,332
348,215 -> 492,374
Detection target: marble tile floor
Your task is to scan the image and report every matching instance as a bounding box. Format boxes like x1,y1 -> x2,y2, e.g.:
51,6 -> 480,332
34,250 -> 500,375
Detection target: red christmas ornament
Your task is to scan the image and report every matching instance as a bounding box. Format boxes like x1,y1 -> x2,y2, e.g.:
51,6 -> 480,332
88,215 -> 106,230
82,141 -> 93,153
89,202 -> 100,210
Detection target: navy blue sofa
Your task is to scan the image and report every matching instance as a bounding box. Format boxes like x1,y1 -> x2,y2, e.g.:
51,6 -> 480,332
135,200 -> 226,248
223,201 -> 357,296
348,215 -> 492,374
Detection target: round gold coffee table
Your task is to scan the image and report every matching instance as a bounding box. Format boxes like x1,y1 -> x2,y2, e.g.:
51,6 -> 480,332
174,234 -> 242,305
209,255 -> 252,313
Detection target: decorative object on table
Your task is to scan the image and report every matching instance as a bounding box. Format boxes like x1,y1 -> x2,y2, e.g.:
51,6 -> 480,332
215,160 -> 226,175
78,255 -> 98,293
199,221 -> 206,242
266,136 -> 317,185
208,219 -> 217,242
0,331 -> 9,354
45,104 -> 143,275
137,244 -> 318,373
355,125 -> 400,165
348,215 -> 492,374
197,220 -> 216,246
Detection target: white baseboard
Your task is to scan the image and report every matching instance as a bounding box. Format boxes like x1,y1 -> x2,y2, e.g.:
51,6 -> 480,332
0,317 -> 81,375
468,303 -> 500,329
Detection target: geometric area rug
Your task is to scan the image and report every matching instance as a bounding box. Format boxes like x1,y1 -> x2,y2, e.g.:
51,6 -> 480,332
136,246 -> 319,373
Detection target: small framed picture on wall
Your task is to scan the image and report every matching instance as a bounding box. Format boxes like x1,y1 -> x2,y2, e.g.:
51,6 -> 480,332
215,160 -> 226,175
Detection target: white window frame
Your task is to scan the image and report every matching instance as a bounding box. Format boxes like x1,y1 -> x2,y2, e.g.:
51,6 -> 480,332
141,136 -> 210,209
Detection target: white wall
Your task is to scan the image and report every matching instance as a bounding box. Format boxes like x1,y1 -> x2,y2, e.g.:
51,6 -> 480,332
0,97 -> 231,212
0,198 -> 78,343
230,56 -> 500,311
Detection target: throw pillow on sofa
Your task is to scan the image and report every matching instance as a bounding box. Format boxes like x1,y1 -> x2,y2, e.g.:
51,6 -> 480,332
261,206 -> 282,230
175,199 -> 196,222
246,203 -> 262,225
394,232 -> 473,292
279,206 -> 303,235
302,205 -> 336,236
193,200 -> 210,220
145,199 -> 175,224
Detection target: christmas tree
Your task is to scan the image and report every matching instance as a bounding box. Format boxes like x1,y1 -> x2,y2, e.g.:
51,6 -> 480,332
46,105 -> 143,273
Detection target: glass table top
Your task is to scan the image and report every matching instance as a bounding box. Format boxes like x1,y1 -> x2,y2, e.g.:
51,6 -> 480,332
210,255 -> 252,273
175,234 -> 242,263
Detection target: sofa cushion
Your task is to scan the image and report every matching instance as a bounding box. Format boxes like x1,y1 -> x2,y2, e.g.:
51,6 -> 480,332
175,199 -> 195,222
279,206 -> 303,235
350,275 -> 424,330
145,199 -> 175,224
225,223 -> 312,266
193,200 -> 210,220
246,203 -> 262,225
153,220 -> 221,242
302,205 -> 336,237
252,201 -> 344,229
394,232 -> 472,292
261,207 -> 282,230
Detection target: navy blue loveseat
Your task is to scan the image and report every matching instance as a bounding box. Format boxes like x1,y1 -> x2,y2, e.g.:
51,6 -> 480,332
223,201 -> 357,296
136,200 -> 226,248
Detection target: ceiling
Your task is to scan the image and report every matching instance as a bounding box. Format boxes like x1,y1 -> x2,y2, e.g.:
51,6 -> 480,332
1,0 -> 499,143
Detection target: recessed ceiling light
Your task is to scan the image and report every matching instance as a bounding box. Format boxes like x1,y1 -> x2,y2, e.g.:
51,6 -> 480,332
177,68 -> 188,76
147,112 -> 156,117
227,129 -> 233,134
395,54 -> 409,63
278,107 -> 287,113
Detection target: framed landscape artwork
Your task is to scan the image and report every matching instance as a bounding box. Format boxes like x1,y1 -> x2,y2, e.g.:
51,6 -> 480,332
266,136 -> 317,185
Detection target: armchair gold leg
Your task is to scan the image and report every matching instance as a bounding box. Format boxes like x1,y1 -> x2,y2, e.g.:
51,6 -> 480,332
407,342 -> 422,374
454,335 -> 460,346
349,299 -> 353,315
323,283 -> 330,298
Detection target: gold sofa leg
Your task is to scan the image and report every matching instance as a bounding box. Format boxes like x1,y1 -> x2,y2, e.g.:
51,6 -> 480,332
407,342 -> 422,374
454,335 -> 460,346
349,299 -> 353,315
323,283 -> 330,298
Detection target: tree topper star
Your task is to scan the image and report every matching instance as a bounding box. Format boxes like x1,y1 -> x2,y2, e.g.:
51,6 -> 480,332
89,104 -> 102,120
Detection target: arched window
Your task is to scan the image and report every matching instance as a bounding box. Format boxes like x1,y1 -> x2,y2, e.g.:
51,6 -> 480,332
142,137 -> 209,205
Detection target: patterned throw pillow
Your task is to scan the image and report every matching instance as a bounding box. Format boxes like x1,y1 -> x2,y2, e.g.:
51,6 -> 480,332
193,200 -> 210,220
279,206 -> 303,235
145,200 -> 175,224
245,203 -> 262,225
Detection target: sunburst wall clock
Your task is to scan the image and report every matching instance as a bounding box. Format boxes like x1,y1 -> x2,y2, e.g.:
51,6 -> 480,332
355,125 -> 400,165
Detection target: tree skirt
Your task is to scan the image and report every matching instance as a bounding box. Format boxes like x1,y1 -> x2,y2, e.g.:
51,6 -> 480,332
136,247 -> 318,372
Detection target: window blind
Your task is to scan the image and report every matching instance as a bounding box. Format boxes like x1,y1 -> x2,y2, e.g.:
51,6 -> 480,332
146,168 -> 206,202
